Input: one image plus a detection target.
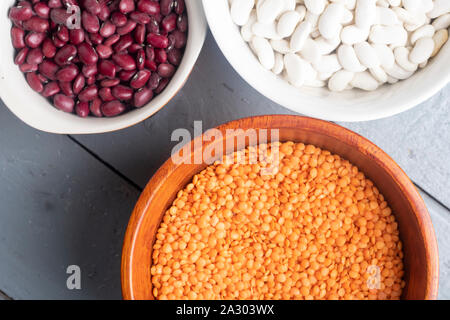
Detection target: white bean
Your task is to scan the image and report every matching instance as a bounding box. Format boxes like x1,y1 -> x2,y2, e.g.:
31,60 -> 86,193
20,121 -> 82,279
432,13 -> 450,31
319,3 -> 345,39
295,5 -> 307,21
369,66 -> 388,83
384,63 -> 415,80
251,36 -> 275,69
277,11 -> 302,38
372,44 -> 395,70
270,39 -> 291,54
375,7 -> 400,26
337,44 -> 366,72
257,0 -> 284,24
354,41 -> 380,68
350,71 -> 379,91
369,25 -> 408,46
341,26 -> 370,45
272,52 -> 284,74
284,53 -> 310,87
410,25 -> 435,45
315,36 -> 341,54
240,10 -> 257,42
231,0 -> 255,26
304,0 -> 326,15
312,54 -> 343,74
387,0 -> 400,7
431,29 -> 449,57
328,70 -> 355,91
355,0 -> 377,30
282,0 -> 296,12
394,47 -> 418,72
341,8 -> 354,25
300,38 -> 321,64
252,21 -> 282,40
427,0 -> 450,19
290,21 -> 312,52
409,37 -> 434,64
402,0 -> 421,13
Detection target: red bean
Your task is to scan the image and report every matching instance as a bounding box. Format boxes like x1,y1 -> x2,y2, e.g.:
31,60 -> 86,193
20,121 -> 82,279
26,48 -> 44,65
157,63 -> 175,78
136,49 -> 146,70
82,11 -> 100,33
98,2 -> 111,21
86,75 -> 96,85
100,21 -> 116,38
104,34 -> 120,46
83,0 -> 101,15
79,85 -> 98,101
114,34 -> 133,52
57,25 -> 69,42
167,48 -> 182,66
147,33 -> 169,48
134,24 -> 146,44
20,63 -> 38,73
89,33 -> 104,45
130,69 -> 151,89
130,11 -> 151,24
155,77 -> 169,94
100,78 -> 120,87
53,35 -> 66,48
99,87 -> 115,101
54,94 -> 75,113
145,46 -> 155,61
73,74 -> 86,94
117,19 -> 137,35
39,60 -> 59,80
78,42 -> 99,65
89,97 -> 103,117
56,64 -> 79,82
147,72 -> 161,90
113,53 -> 136,70
59,81 -> 74,96
25,32 -> 46,48
69,29 -> 85,45
177,14 -> 187,33
42,81 -> 61,97
174,0 -> 185,15
119,70 -> 136,81
50,8 -> 71,25
76,101 -> 90,117
162,13 -> 177,33
82,64 -> 97,77
145,59 -> 157,71
9,6 -> 33,21
34,2 -> 50,19
27,72 -> 44,93
128,43 -> 143,53
96,44 -> 113,59
15,47 -> 29,65
172,30 -> 186,49
111,11 -> 127,27
11,27 -> 25,49
137,0 -> 160,15
155,49 -> 167,64
102,100 -> 126,117
134,87 -> 153,107
98,60 -> 117,78
23,17 -> 50,33
119,0 -> 135,14
146,15 -> 160,34
42,38 -> 57,58
112,85 -> 133,100
160,0 -> 174,16
48,0 -> 63,9
54,44 -> 77,65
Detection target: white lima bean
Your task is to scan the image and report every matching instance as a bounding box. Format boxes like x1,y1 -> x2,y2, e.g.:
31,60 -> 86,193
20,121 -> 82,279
229,0 -> 449,92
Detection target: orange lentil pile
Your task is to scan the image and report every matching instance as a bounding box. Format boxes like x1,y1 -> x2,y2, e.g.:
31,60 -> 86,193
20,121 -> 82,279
151,142 -> 405,300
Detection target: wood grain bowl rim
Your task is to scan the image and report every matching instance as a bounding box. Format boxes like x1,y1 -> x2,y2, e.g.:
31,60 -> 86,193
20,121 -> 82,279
121,115 -> 439,300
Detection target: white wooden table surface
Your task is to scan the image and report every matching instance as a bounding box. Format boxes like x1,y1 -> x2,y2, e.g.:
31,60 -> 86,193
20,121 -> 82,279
0,33 -> 449,300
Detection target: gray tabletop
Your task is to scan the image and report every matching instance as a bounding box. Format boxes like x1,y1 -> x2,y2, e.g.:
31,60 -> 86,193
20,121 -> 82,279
0,32 -> 449,300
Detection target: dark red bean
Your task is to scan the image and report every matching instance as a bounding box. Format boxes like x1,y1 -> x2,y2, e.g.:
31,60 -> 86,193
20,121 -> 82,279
39,60 -> 59,80
136,49 -> 146,69
130,69 -> 151,89
42,38 -> 57,58
27,48 -> 44,65
27,72 -> 44,93
73,74 -> 86,94
147,72 -> 161,90
37,73 -> 49,84
172,30 -> 186,49
90,98 -> 103,117
86,75 -> 96,85
177,14 -> 188,33
57,25 -> 69,42
82,11 -> 100,33
100,21 -> 116,38
34,2 -> 50,19
160,0 -> 174,16
147,33 -> 169,48
78,42 -> 98,65
157,63 -> 175,78
83,0 -> 101,15
76,101 -> 90,117
114,34 -> 133,52
111,11 -> 127,27
53,35 -> 66,48
112,85 -> 133,100
23,17 -> 50,33
128,43 -> 143,53
15,47 -> 29,65
54,94 -> 75,113
118,70 -> 136,81
146,16 -> 160,34
56,64 -> 79,82
130,11 -> 150,24
82,64 -> 97,77
155,77 -> 169,94
99,87 -> 115,101
100,78 -> 120,87
134,24 -> 146,44
174,0 -> 185,15
145,59 -> 157,71
145,46 -> 155,61
102,100 -> 125,117
42,81 -> 61,97
155,49 -> 167,63
89,33 -> 103,45
20,63 -> 38,73
9,6 -> 33,21
167,48 -> 182,66
117,20 -> 137,35
162,13 -> 177,33
59,81 -> 74,96
79,85 -> 98,101
98,2 -> 111,21
134,87 -> 153,107
25,32 -> 46,48
104,34 -> 120,46
112,53 -> 136,70
137,0 -> 160,15
69,29 -> 85,45
96,44 -> 113,59
119,0 -> 135,14
48,0 -> 63,9
54,44 -> 77,65
11,27 -> 25,49
50,8 -> 71,24
98,60 -> 117,78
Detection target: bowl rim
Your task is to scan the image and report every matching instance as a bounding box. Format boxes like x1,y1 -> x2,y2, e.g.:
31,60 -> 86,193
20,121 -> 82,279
0,0 -> 207,134
121,115 -> 439,300
202,0 -> 450,122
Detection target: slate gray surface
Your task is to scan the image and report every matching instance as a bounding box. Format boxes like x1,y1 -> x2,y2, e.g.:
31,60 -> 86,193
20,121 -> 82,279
0,32 -> 449,299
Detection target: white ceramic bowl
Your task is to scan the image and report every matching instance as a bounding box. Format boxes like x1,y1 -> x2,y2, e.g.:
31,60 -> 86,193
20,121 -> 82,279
203,0 -> 450,122
0,0 -> 207,134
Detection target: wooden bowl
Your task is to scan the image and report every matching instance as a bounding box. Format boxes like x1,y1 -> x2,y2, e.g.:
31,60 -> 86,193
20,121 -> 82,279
121,115 -> 439,300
